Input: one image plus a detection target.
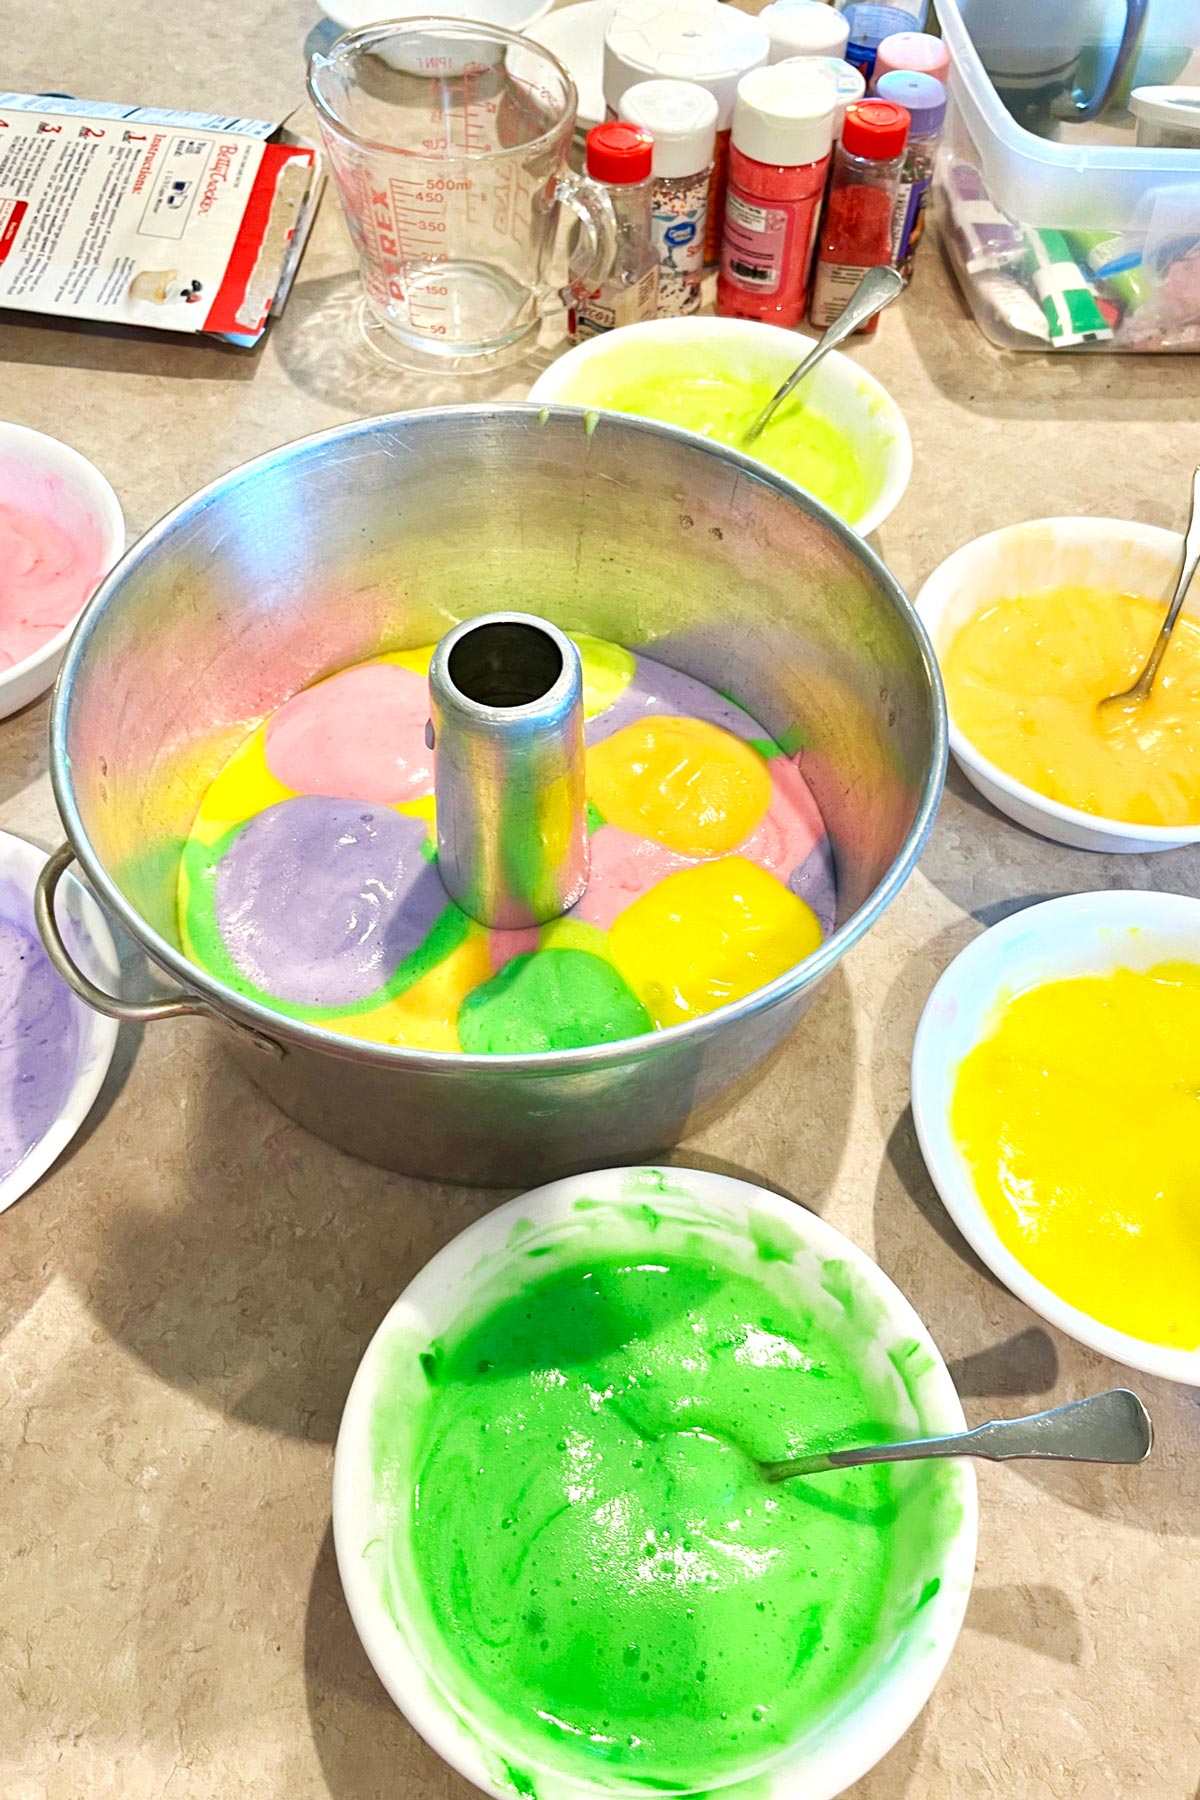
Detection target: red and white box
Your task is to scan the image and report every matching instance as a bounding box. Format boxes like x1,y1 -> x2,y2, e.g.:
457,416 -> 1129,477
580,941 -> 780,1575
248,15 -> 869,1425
0,92 -> 322,344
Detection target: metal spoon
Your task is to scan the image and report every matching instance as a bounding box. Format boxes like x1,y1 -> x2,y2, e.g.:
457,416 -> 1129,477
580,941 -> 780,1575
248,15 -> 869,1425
741,264 -> 904,447
1099,464 -> 1200,714
760,1388 -> 1152,1483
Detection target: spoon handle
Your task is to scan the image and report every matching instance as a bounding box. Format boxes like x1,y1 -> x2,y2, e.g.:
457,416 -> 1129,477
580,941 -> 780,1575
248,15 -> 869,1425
1138,464 -> 1200,694
763,1389 -> 1153,1482
742,265 -> 903,445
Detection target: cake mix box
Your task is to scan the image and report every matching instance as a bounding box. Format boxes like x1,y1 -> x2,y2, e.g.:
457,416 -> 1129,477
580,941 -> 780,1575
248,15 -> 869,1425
0,93 -> 322,344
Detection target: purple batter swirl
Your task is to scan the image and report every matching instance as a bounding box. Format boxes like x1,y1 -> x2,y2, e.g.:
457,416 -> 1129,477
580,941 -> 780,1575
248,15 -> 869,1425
215,798 -> 446,1008
0,900 -> 79,1181
586,658 -> 762,747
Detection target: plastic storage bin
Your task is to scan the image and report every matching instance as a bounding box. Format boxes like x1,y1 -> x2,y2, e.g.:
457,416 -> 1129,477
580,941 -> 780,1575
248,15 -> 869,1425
934,0 -> 1200,351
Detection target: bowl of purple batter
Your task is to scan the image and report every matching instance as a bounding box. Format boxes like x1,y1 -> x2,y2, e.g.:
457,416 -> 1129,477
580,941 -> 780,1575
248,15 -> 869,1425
0,831 -> 118,1214
42,405 -> 945,1184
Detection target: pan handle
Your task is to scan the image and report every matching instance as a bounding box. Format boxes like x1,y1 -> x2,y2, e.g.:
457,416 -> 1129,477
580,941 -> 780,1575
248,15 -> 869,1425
35,843 -> 284,1058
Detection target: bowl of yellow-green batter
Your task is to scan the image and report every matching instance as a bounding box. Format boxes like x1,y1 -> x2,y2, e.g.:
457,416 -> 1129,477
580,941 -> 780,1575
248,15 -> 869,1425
528,319 -> 911,538
334,1165 -> 975,1800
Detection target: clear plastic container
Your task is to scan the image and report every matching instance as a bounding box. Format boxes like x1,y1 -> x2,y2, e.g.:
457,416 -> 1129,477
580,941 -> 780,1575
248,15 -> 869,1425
935,0 -> 1200,352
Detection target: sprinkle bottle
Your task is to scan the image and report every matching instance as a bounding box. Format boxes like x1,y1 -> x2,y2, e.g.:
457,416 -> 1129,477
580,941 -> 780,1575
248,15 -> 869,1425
603,0 -> 769,264
840,4 -> 916,84
760,0 -> 850,65
811,55 -> 867,137
871,30 -> 950,88
618,80 -> 719,316
570,123 -> 659,340
717,62 -> 836,327
810,97 -> 909,331
873,70 -> 945,281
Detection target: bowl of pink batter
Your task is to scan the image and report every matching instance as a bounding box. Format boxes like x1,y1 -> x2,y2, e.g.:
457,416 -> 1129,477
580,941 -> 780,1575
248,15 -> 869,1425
0,423 -> 124,719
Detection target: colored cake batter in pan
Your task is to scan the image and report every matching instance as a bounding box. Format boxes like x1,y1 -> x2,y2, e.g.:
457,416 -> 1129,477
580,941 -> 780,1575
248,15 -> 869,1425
178,637 -> 836,1052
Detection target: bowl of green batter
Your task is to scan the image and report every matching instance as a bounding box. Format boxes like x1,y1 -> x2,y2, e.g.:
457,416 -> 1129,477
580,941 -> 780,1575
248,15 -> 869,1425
334,1165 -> 975,1800
528,319 -> 912,538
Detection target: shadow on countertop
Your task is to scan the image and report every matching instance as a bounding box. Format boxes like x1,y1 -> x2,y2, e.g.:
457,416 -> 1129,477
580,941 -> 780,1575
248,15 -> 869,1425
66,961 -> 855,1445
273,270 -> 561,416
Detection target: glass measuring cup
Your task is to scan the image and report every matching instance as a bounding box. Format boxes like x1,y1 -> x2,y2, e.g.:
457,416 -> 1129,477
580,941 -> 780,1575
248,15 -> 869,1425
309,17 -> 616,363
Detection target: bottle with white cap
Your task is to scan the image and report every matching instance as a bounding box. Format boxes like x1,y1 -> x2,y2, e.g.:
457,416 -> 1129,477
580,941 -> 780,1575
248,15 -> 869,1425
779,55 -> 866,138
760,0 -> 850,65
618,80 -> 719,315
716,60 -> 836,327
604,0 -> 769,263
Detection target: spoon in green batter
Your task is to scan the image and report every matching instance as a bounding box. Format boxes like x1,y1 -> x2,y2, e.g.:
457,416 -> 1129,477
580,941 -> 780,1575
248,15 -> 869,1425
761,1389 -> 1152,1482
741,265 -> 904,447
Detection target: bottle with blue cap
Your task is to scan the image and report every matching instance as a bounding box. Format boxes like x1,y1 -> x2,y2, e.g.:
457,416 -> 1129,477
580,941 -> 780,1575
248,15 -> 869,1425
873,68 -> 946,281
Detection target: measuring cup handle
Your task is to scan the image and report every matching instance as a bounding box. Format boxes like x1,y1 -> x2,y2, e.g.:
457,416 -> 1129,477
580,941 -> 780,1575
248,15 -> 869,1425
544,173 -> 617,315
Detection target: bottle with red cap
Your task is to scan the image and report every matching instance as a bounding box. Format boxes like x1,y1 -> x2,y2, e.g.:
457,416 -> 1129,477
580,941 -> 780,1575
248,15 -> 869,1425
810,98 -> 910,332
570,122 -> 659,340
716,61 -> 836,328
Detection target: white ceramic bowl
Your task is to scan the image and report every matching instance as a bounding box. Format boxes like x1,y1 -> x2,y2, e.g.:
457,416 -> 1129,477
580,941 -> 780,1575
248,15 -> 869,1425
527,317 -> 912,537
334,1164 -> 976,1800
0,422 -> 124,721
0,831 -> 119,1215
321,0 -> 555,35
915,516 -> 1198,854
912,890 -> 1200,1386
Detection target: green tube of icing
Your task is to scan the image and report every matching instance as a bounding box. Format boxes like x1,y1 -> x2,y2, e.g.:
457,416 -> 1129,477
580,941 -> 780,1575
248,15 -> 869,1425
1027,228 -> 1113,346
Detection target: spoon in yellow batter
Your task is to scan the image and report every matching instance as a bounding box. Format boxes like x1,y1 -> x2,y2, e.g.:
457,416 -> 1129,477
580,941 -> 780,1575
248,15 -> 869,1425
1100,465 -> 1200,715
761,1389 -> 1152,1481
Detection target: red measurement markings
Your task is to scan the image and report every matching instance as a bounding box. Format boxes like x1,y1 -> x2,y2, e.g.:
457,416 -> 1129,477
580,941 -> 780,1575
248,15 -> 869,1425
352,169 -> 409,309
391,174 -> 460,326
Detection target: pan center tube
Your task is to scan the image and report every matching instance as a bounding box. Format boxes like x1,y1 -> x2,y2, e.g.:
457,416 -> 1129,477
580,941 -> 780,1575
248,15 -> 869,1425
428,613 -> 589,930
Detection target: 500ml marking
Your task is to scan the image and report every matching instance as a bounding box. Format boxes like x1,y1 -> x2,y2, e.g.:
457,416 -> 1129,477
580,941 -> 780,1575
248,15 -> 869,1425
412,174 -> 472,192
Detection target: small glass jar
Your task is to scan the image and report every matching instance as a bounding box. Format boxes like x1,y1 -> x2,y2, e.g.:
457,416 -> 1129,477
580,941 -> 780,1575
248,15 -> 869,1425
570,123 -> 659,339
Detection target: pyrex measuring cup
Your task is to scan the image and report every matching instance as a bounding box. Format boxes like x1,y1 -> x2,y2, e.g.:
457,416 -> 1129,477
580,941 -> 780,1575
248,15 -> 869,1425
309,17 -> 616,362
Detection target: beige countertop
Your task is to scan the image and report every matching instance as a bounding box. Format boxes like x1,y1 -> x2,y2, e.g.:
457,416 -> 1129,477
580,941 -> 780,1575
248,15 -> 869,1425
3,4 -> 1200,1796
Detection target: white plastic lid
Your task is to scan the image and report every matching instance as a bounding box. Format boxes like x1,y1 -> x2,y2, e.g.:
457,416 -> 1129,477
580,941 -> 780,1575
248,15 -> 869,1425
1130,85 -> 1200,134
731,60 -> 837,166
779,53 -> 865,131
618,79 -> 720,178
604,0 -> 770,126
761,0 -> 850,65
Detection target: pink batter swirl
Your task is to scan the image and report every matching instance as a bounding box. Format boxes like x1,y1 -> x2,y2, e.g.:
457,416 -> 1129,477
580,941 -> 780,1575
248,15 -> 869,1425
0,455 -> 111,670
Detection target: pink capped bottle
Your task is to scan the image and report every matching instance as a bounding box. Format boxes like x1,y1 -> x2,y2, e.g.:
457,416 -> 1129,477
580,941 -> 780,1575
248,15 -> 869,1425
716,61 -> 836,327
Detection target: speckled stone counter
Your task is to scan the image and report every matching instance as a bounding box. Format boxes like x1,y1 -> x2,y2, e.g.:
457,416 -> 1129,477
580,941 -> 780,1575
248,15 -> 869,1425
2,4 -> 1199,1797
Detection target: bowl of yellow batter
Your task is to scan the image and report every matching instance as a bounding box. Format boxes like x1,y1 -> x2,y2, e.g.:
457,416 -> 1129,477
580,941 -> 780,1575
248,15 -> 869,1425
528,318 -> 912,538
335,1164 -> 976,1800
912,891 -> 1200,1386
916,516 -> 1200,853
